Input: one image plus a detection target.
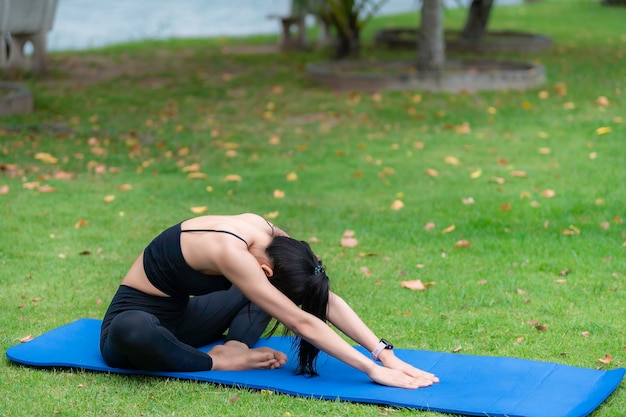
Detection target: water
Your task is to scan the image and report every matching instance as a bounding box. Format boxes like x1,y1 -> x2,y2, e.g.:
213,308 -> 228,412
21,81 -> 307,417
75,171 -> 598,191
47,0 -> 520,52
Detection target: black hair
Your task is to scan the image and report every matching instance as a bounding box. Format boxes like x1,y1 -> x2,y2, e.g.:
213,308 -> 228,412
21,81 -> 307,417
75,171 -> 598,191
265,236 -> 329,376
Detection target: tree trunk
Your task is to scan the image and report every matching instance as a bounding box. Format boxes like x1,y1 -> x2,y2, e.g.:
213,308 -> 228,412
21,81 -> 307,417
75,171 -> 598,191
333,11 -> 360,59
461,0 -> 494,42
417,0 -> 445,74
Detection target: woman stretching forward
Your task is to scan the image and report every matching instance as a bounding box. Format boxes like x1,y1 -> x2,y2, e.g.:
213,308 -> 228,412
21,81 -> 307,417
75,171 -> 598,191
100,213 -> 439,389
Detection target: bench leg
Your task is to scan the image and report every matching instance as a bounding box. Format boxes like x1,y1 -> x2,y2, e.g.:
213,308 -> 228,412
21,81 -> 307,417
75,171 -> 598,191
4,32 -> 49,74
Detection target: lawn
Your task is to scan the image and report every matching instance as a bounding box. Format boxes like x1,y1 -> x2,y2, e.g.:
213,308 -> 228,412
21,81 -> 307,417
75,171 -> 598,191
1,1 -> 624,416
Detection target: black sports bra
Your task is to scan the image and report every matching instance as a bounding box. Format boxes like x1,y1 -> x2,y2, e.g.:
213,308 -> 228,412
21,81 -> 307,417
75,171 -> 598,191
142,223 -> 247,298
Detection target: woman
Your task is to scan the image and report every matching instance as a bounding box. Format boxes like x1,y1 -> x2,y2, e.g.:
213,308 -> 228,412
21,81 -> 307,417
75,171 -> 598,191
100,213 -> 439,389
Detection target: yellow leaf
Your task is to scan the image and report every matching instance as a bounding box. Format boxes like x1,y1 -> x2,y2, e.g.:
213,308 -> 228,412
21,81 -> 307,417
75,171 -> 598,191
190,206 -> 208,214
470,169 -> 482,179
596,126 -> 611,135
425,168 -> 439,177
538,147 -> 551,154
444,156 -> 459,165
510,170 -> 527,178
34,152 -> 58,164
273,189 -> 285,199
541,189 -> 556,198
441,225 -> 455,234
103,195 -> 116,203
596,96 -> 610,107
264,211 -> 279,220
286,172 -> 298,181
182,163 -> 201,172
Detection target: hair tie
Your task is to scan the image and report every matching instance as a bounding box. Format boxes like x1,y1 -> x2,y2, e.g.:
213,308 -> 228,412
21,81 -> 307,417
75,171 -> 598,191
314,264 -> 325,275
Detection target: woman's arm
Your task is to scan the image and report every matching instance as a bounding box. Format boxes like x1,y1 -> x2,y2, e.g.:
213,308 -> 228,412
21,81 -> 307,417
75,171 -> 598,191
215,245 -> 430,388
327,292 -> 439,384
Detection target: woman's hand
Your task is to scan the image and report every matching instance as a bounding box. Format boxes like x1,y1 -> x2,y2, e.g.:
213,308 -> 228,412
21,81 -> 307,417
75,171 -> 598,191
378,350 -> 439,387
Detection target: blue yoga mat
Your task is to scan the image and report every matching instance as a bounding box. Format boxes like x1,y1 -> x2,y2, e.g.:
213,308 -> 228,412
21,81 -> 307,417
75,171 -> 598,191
6,319 -> 624,417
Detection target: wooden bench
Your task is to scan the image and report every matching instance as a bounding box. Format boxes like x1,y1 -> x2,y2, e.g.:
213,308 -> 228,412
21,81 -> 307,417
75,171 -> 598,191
0,0 -> 58,73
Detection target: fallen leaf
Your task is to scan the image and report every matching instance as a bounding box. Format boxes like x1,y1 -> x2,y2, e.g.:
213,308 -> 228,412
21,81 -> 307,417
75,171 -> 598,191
264,211 -> 279,219
118,184 -> 133,191
500,203 -> 512,211
224,174 -> 242,182
425,168 -> 439,177
581,331 -> 590,337
20,335 -> 34,343
190,206 -> 208,214
538,147 -> 551,155
441,225 -> 455,234
454,240 -> 472,248
470,169 -> 482,179
273,189 -> 285,199
360,267 -> 372,276
510,170 -> 527,178
596,126 -> 611,135
38,185 -> 58,193
559,269 -> 570,276
598,354 -> 612,364
0,185 -> 8,194
390,200 -> 404,211
555,279 -> 567,284
444,156 -> 459,165
229,395 -> 240,403
516,337 -> 525,344
516,288 -> 528,295
541,189 -> 556,198
285,172 -> 298,181
182,163 -> 201,172
268,135 -> 281,145
452,345 -> 462,353
74,219 -> 88,229
535,324 -> 548,331
340,230 -> 358,248
187,172 -> 207,179
462,197 -> 475,205
476,279 -> 487,285
34,152 -> 58,164
596,96 -> 610,107
424,222 -> 436,231
103,195 -> 115,203
400,279 -> 435,291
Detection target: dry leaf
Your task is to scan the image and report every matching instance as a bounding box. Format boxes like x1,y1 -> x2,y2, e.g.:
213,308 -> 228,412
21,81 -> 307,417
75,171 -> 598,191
360,267 -> 372,276
340,230 -> 358,248
470,169 -> 482,179
224,174 -> 242,182
452,345 -> 463,353
424,222 -> 436,231
74,219 -> 88,229
441,225 -> 455,234
541,189 -> 556,198
516,337 -> 525,344
103,195 -> 115,203
285,172 -> 298,181
34,152 -> 58,164
390,200 -> 404,211
455,122 -> 471,134
555,279 -> 567,284
596,96 -> 610,107
425,168 -> 439,177
0,184 -> 8,195
444,156 -> 459,165
581,331 -> 590,337
454,240 -> 472,248
38,185 -> 58,193
400,279 -> 435,291
462,197 -> 475,205
598,354 -> 612,364
510,170 -> 527,178
20,335 -> 34,343
476,279 -> 487,285
500,203 -> 512,211
596,126 -> 611,135
273,190 -> 285,199
187,172 -> 207,179
559,269 -> 570,276
190,206 -> 208,214
516,288 -> 528,295
268,135 -> 281,145
535,324 -> 548,331
118,184 -> 133,191
264,211 -> 279,220
182,163 -> 201,172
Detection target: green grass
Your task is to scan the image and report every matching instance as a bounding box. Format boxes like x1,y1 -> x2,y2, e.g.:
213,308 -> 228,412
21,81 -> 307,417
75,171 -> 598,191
1,0 -> 625,416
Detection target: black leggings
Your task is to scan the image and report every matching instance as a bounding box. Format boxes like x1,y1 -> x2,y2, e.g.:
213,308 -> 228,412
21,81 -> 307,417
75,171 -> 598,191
100,285 -> 271,372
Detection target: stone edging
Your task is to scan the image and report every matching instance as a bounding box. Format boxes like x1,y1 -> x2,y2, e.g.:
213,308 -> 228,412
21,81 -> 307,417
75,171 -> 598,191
306,59 -> 546,93
0,82 -> 34,116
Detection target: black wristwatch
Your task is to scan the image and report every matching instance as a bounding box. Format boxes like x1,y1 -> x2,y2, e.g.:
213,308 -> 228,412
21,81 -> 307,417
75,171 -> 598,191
371,338 -> 394,361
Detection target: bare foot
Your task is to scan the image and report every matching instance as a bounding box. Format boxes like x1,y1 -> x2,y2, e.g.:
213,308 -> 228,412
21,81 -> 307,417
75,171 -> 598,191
208,345 -> 287,371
